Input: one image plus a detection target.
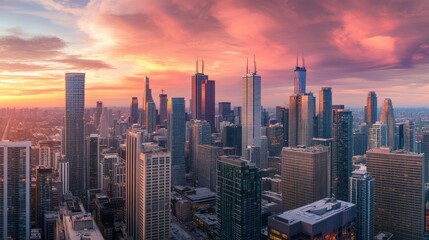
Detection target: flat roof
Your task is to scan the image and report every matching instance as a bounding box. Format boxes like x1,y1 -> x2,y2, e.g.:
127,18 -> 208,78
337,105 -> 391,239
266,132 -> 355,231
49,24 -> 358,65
63,214 -> 104,240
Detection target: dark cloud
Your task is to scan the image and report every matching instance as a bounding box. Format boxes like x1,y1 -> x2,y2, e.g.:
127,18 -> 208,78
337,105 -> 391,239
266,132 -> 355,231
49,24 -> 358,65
0,35 -> 66,60
56,55 -> 114,70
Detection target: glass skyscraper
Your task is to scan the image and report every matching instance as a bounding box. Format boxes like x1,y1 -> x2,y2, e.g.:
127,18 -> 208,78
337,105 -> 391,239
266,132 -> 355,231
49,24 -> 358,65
380,98 -> 396,150
365,91 -> 377,126
168,97 -> 186,186
318,87 -> 332,138
293,56 -> 306,94
65,72 -> 85,196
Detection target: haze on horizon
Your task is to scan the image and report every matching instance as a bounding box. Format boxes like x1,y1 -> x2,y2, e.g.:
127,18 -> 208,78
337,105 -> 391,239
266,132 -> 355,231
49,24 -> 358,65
0,0 -> 428,108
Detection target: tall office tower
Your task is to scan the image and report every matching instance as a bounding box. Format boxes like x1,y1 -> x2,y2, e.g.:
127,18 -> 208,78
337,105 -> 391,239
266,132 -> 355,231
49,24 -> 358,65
281,146 -> 328,210
318,87 -> 332,138
0,141 -> 31,240
233,106 -> 242,125
192,59 -> 209,120
368,121 -> 387,150
87,134 -> 100,190
365,91 -> 377,126
142,76 -> 154,126
168,98 -> 186,186
332,109 -> 353,201
218,102 -> 232,120
266,124 -> 284,157
201,79 -> 216,131
145,101 -> 157,133
268,198 -> 356,240
139,145 -> 171,240
422,132 -> 429,183
95,101 -> 103,127
242,59 -> 261,159
59,160 -> 69,194
276,106 -> 289,146
159,90 -> 168,124
353,132 -> 367,155
260,136 -> 269,168
380,98 -> 395,150
43,212 -> 57,240
189,120 -> 211,183
293,56 -> 306,94
222,124 -> 242,155
196,145 -> 222,191
35,168 -> 53,231
349,166 -> 374,240
217,156 -> 261,240
39,146 -> 51,167
130,97 -> 139,124
367,148 -> 425,239
261,107 -> 269,127
396,122 -> 404,150
65,72 -> 85,196
288,93 -> 316,147
126,128 -> 143,239
99,107 -> 109,139
312,138 -> 333,197
403,120 -> 416,152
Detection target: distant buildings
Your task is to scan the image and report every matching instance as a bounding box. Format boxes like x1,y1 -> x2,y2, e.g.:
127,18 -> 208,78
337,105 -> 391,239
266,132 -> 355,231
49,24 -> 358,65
35,167 -> 54,232
217,156 -> 261,240
365,91 -> 377,126
87,134 -> 100,190
142,76 -> 154,126
268,198 -> 356,240
368,121 -> 387,150
367,148 -> 426,239
0,141 -> 31,240
130,97 -> 139,124
380,98 -> 395,150
159,90 -> 168,124
65,72 -> 85,196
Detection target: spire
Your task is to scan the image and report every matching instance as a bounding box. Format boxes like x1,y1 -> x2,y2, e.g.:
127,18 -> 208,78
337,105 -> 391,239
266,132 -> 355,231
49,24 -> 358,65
246,57 -> 249,74
253,54 -> 257,74
202,58 -> 205,74
302,54 -> 305,68
196,58 -> 199,74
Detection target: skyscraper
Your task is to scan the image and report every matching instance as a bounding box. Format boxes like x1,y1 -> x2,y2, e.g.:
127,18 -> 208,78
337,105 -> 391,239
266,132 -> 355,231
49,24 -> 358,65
142,76 -> 154,126
87,134 -> 100,190
218,102 -> 232,120
275,106 -> 289,147
397,120 -> 416,152
189,120 -> 211,183
380,98 -> 396,150
217,156 -> 261,240
365,91 -> 377,126
293,56 -> 306,94
159,90 -> 168,124
288,93 -> 316,147
145,101 -> 157,133
168,98 -> 186,186
332,109 -> 353,201
201,79 -> 216,131
281,146 -> 329,210
139,144 -> 171,239
242,58 -> 261,159
318,87 -> 332,138
126,128 -> 143,239
422,132 -> 429,183
368,121 -> 387,150
266,124 -> 284,157
191,59 -> 209,120
222,124 -> 242,156
95,101 -> 103,127
0,141 -> 31,240
130,97 -> 139,124
349,166 -> 374,240
65,72 -> 85,196
99,107 -> 109,139
35,167 -> 53,233
367,148 -> 425,240
196,145 -> 222,191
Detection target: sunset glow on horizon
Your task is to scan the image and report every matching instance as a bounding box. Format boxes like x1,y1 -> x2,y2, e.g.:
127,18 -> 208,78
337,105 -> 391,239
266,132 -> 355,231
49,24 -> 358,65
1,0 -> 429,108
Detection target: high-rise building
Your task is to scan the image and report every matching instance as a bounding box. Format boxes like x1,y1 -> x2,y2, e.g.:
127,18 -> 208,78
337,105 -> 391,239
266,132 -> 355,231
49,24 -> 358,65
218,102 -> 232,120
368,121 -> 387,150
35,167 -> 54,233
400,120 -> 416,152
43,212 -> 58,240
99,107 -> 109,139
349,166 -> 374,240
59,160 -> 69,194
95,101 -> 103,127
159,90 -> 168,124
217,156 -> 261,240
87,134 -> 100,190
168,98 -> 186,186
126,128 -> 143,239
189,120 -> 211,182
380,98 -> 395,150
65,72 -> 85,196
353,132 -> 368,156
39,146 -> 51,167
332,109 -> 353,201
318,87 -> 332,138
276,106 -> 289,147
288,93 -> 316,147
192,59 -> 209,119
293,56 -> 306,94
268,198 -> 356,240
146,101 -> 157,133
222,124 -> 242,156
0,141 -> 31,240
242,59 -> 261,159
367,148 -> 425,239
130,97 -> 139,124
196,145 -> 222,191
312,138 -> 334,197
233,106 -> 242,125
281,146 -> 329,210
365,91 -> 377,126
142,76 -> 154,126
266,124 -> 284,157
139,144 -> 171,240
422,132 -> 429,183
201,79 -> 216,131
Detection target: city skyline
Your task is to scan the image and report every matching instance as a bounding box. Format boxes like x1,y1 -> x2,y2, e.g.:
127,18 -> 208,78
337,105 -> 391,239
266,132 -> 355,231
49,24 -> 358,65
1,1 -> 429,108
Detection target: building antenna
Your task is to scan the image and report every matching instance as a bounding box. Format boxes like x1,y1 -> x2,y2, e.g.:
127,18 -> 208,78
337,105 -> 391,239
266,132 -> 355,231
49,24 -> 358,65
253,54 -> 257,74
302,53 -> 305,68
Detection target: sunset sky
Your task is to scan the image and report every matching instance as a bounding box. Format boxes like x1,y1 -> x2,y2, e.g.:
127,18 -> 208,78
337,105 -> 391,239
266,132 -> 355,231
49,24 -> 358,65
1,0 -> 428,108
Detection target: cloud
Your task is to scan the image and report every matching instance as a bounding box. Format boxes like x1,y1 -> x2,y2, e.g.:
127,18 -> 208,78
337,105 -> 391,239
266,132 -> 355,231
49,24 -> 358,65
0,35 -> 65,60
56,55 -> 113,70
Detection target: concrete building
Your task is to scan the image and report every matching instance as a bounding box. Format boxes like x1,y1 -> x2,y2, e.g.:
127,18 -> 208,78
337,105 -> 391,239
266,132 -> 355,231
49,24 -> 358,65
196,145 -> 222,191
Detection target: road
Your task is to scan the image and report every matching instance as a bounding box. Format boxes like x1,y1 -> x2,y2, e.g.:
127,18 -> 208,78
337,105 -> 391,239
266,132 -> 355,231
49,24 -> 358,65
1,118 -> 11,141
